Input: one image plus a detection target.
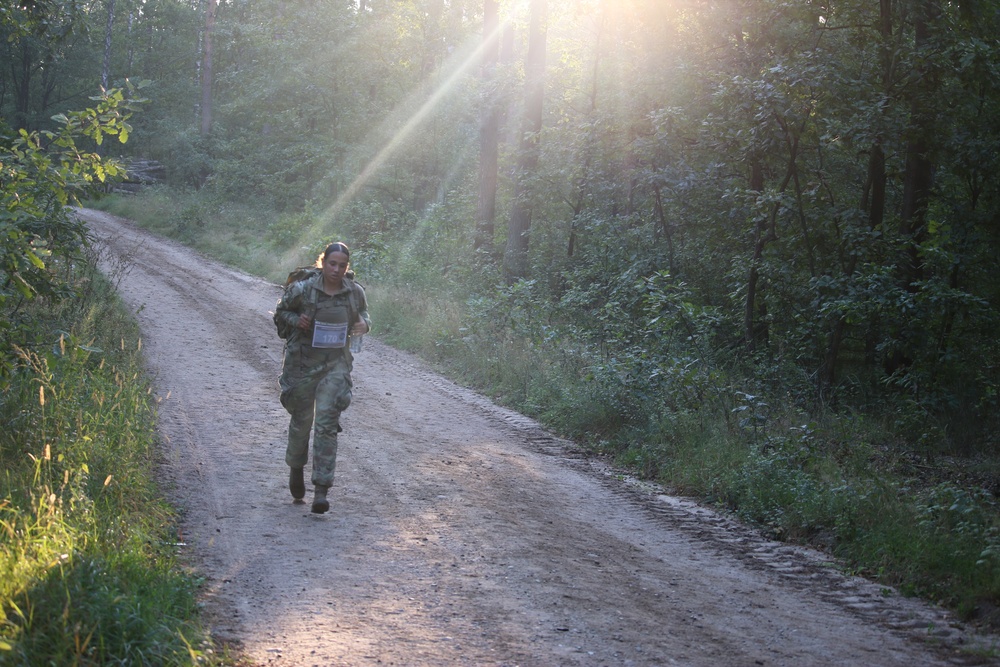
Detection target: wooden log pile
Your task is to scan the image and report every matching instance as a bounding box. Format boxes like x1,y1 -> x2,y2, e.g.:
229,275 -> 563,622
114,158 -> 166,193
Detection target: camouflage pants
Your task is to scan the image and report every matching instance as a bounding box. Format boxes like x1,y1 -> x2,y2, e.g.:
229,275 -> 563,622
280,352 -> 353,487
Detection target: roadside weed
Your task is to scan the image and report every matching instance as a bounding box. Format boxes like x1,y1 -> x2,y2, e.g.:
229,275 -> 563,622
0,258 -> 224,665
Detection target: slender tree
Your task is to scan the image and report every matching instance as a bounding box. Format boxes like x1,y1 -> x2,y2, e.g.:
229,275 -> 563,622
200,0 -> 216,137
474,0 -> 501,255
504,0 -> 547,282
822,0 -> 893,388
102,0 -> 115,90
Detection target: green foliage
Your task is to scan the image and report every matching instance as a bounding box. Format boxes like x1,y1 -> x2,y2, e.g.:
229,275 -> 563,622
7,0 -> 1000,443
917,484 -> 1000,570
0,258 -> 220,665
2,554 -> 205,666
267,203 -> 318,251
0,82 -> 147,389
158,128 -> 213,189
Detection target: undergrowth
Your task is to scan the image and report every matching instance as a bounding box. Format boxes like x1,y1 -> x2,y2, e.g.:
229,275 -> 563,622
0,244 -> 225,665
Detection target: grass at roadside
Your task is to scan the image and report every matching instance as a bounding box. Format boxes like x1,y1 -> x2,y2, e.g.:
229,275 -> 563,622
94,190 -> 1000,636
90,187 -> 320,284
377,277 -> 1000,627
0,247 -> 228,665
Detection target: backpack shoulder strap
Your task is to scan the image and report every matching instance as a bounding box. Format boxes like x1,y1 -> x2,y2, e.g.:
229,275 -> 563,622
285,267 -> 321,309
309,275 -> 321,310
344,277 -> 361,324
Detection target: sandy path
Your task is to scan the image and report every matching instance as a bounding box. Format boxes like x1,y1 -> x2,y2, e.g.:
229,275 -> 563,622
81,209 -> 996,666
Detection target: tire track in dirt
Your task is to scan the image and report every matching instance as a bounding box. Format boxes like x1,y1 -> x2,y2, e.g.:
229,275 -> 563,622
80,208 -> 999,667
395,360 -> 997,662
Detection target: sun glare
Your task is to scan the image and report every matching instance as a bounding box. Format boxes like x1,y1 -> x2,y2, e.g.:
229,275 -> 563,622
299,5 -> 539,248
302,0 -> 635,251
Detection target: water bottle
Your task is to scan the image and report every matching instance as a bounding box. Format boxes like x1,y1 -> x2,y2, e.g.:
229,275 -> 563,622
349,334 -> 363,354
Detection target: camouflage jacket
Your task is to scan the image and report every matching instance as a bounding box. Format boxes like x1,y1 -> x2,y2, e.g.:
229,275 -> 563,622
273,272 -> 370,346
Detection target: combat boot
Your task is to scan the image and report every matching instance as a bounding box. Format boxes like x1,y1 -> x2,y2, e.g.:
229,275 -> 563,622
289,467 -> 305,500
311,484 -> 330,514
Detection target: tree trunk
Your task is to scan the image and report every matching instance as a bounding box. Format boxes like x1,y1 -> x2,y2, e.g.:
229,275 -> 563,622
422,0 -> 444,78
743,159 -> 766,352
126,12 -> 135,76
14,41 -> 32,130
503,0 -> 547,283
886,0 -> 939,375
200,0 -> 217,137
744,128 -> 801,352
568,0 -> 605,258
898,1 -> 936,290
652,186 -> 676,274
822,145 -> 886,388
474,0 -> 501,255
822,0 -> 893,389
102,0 -> 115,90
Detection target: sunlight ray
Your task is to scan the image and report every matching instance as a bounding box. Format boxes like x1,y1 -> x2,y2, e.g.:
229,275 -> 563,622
304,12 -> 518,244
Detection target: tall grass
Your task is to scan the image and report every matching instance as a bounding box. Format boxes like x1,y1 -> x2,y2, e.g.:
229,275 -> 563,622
0,249 -> 223,665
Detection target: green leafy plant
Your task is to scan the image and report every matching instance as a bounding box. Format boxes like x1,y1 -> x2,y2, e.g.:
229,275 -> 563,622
0,81 -> 147,388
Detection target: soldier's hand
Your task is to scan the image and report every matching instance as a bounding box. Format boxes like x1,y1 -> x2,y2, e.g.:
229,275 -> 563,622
297,314 -> 313,330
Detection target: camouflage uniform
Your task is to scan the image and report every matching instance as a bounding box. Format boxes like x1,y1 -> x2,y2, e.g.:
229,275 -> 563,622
274,273 -> 370,488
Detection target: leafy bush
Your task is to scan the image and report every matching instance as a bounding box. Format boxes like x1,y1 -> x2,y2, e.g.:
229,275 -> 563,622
0,83 -> 146,389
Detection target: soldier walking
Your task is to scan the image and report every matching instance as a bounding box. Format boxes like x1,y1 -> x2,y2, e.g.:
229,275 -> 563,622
273,242 -> 370,513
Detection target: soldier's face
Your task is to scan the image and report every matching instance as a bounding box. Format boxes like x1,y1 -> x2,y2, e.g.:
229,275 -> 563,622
323,251 -> 350,283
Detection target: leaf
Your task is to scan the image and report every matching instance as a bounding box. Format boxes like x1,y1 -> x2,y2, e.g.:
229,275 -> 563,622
26,249 -> 45,269
13,275 -> 34,298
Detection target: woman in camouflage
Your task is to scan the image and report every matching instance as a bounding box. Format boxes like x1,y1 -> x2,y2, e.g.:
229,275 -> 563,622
273,242 -> 371,513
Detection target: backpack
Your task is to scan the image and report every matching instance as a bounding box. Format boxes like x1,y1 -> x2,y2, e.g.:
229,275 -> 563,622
274,267 -> 362,340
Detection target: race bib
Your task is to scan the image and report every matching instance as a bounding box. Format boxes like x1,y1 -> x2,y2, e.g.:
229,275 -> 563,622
312,321 -> 348,349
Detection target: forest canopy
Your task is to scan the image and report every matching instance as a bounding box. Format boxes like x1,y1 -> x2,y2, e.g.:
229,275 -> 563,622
4,0 -> 1000,450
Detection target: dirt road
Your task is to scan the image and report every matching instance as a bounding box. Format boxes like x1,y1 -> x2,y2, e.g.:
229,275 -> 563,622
81,209 -> 996,666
